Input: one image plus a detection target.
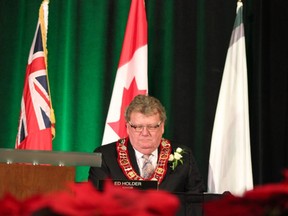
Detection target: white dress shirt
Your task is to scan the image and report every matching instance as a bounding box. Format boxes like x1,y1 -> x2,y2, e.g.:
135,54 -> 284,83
134,148 -> 158,177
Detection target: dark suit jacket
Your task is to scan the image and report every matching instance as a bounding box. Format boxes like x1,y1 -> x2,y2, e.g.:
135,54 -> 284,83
88,139 -> 205,193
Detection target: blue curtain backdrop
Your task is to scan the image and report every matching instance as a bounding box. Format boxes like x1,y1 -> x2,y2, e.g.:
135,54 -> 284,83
0,0 -> 288,185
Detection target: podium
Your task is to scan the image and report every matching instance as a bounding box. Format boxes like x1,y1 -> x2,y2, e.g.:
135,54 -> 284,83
0,148 -> 101,200
0,163 -> 75,200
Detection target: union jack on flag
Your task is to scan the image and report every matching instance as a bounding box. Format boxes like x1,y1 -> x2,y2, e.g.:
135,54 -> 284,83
16,0 -> 55,150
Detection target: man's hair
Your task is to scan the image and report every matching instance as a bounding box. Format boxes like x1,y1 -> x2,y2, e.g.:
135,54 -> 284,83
125,95 -> 167,123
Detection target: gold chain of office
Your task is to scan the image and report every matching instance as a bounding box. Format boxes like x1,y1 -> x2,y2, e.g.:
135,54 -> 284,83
116,137 -> 172,184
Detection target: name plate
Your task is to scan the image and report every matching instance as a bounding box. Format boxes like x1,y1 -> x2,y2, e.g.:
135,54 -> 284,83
97,180 -> 158,190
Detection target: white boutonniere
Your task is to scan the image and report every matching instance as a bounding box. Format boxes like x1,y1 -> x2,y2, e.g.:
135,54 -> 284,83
169,147 -> 185,170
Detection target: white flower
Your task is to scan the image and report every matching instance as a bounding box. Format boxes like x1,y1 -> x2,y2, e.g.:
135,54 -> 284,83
169,147 -> 185,170
176,147 -> 183,153
169,154 -> 174,161
174,152 -> 183,160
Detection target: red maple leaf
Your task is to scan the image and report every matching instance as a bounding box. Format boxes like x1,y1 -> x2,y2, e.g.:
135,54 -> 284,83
108,77 -> 147,138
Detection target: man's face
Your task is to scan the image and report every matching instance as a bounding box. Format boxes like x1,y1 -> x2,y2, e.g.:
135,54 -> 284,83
126,111 -> 164,155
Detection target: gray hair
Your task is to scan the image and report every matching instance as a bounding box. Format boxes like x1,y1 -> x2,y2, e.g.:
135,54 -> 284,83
124,95 -> 167,123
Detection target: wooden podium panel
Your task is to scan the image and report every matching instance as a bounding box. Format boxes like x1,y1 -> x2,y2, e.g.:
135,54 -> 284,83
0,163 -> 75,200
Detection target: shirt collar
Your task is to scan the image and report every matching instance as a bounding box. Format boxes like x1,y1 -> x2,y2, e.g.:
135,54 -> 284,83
134,148 -> 158,160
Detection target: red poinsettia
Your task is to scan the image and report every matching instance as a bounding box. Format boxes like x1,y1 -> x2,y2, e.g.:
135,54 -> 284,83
204,170 -> 288,216
0,180 -> 180,216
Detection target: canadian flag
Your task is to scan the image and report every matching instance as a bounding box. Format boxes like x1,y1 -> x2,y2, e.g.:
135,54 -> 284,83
102,0 -> 148,145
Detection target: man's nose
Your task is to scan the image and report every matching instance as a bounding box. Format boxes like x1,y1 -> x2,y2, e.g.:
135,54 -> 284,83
141,127 -> 150,135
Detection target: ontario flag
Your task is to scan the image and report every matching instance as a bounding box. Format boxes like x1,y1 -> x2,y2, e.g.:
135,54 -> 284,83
102,0 -> 148,145
15,0 -> 55,150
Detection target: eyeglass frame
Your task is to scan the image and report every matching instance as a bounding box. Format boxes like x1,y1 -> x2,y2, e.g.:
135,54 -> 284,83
127,121 -> 162,132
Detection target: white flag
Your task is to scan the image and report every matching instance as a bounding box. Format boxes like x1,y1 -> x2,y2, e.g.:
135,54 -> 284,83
207,1 -> 253,196
102,0 -> 148,145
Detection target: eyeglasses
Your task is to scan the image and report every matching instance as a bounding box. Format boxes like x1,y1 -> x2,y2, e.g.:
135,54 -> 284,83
128,121 -> 162,132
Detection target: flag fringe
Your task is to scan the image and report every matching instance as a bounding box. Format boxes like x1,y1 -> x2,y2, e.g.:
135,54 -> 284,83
39,0 -> 55,138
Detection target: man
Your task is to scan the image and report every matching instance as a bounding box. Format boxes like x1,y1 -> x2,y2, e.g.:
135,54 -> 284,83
88,95 -> 205,193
